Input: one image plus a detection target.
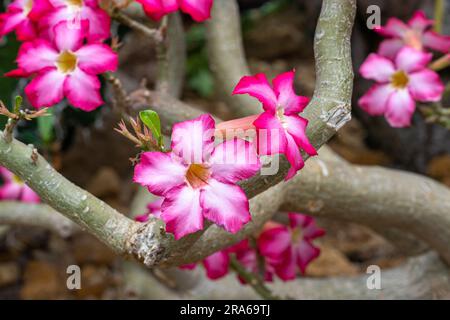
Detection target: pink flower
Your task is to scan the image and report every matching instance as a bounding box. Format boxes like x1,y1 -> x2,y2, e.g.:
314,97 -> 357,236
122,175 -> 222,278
376,11 -> 450,59
136,0 -> 213,22
135,197 -> 164,222
0,167 -> 40,203
8,20 -> 117,110
232,70 -> 317,180
134,114 -> 261,239
0,0 -> 52,41
258,213 -> 324,280
359,47 -> 444,128
40,0 -> 110,42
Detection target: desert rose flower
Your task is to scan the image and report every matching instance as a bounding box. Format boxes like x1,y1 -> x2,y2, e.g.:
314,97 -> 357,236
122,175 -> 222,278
376,11 -> 450,59
8,20 -> 117,110
40,0 -> 110,42
232,70 -> 317,180
0,0 -> 52,41
258,213 -> 324,280
134,114 -> 261,239
359,47 -> 444,127
136,0 -> 213,22
0,167 -> 40,203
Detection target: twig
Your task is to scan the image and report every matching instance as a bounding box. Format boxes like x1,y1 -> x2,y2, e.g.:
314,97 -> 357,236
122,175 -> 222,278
112,9 -> 163,42
429,54 -> 450,72
229,256 -> 280,300
434,0 -> 445,33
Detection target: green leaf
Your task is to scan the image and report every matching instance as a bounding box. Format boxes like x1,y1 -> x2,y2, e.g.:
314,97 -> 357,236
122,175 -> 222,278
139,110 -> 162,146
14,96 -> 22,114
37,108 -> 54,145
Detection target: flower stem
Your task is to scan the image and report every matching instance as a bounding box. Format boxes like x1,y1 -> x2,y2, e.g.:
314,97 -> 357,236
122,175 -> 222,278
434,0 -> 445,33
429,54 -> 450,72
229,256 -> 280,300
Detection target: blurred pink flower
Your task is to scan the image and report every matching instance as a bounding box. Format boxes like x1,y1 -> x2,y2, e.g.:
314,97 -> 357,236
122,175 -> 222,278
375,11 -> 450,59
359,47 -> 444,128
136,0 -> 213,22
0,167 -> 40,203
258,213 -> 324,280
134,197 -> 164,222
134,114 -> 261,239
232,70 -> 317,180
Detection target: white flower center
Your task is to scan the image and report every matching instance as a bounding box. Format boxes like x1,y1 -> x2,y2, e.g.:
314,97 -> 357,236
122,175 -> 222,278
276,107 -> 289,129
23,0 -> 33,16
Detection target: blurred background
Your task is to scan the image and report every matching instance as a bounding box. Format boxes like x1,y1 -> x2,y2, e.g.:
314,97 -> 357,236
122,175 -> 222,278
0,0 -> 448,299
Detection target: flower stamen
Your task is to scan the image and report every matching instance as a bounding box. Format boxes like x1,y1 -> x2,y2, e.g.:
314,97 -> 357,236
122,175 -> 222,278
56,50 -> 78,74
390,70 -> 409,89
23,0 -> 33,16
186,164 -> 210,189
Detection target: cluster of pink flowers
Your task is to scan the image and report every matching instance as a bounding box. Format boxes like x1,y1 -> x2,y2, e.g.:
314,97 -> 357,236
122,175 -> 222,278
138,207 -> 324,282
136,0 -> 213,22
359,11 -> 449,127
0,167 -> 40,203
1,0 -> 117,111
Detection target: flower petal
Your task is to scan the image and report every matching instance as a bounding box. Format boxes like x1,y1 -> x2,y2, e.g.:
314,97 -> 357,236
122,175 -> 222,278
274,247 -> 297,281
64,68 -> 103,111
171,114 -> 215,164
15,18 -> 37,41
272,70 -> 309,115
17,39 -> 58,73
408,11 -> 433,32
378,38 -> 404,59
136,0 -> 178,21
200,179 -> 251,234
25,68 -> 66,108
289,213 -> 325,240
374,17 -> 409,38
258,225 -> 291,261
0,183 -> 22,200
253,112 -> 287,156
423,31 -> 450,53
359,53 -> 395,82
210,138 -> 260,184
358,84 -> 394,116
147,197 -> 164,219
202,250 -> 230,280
161,186 -> 203,240
133,152 -> 186,196
408,69 -> 444,102
21,185 -> 40,203
82,6 -> 111,42
0,12 -> 25,37
76,43 -> 118,74
284,133 -> 304,181
284,115 -> 317,156
296,240 -> 320,274
180,0 -> 213,22
233,73 -> 278,112
385,89 -> 415,128
53,20 -> 87,52
0,167 -> 14,182
395,47 -> 432,73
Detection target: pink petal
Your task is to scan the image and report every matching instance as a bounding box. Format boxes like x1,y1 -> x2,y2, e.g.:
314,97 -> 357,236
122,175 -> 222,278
395,47 -> 432,73
408,10 -> 433,32
423,31 -> 450,53
258,225 -> 291,261
5,68 -> 31,78
200,179 -> 251,234
15,19 -> 37,41
274,247 -> 297,281
52,20 -> 87,52
179,263 -> 196,270
272,70 -> 309,115
76,43 -> 118,74
136,0 -> 178,21
63,68 -> 103,111
171,114 -> 215,164
0,183 -> 22,200
284,133 -> 304,181
0,167 -> 14,182
358,84 -> 394,116
296,240 -> 320,274
408,69 -> 444,102
289,213 -> 325,240
147,197 -> 164,219
180,0 -> 213,22
359,53 -> 395,82
375,17 -> 409,38
135,214 -> 149,223
232,73 -> 278,112
202,250 -> 230,280
284,115 -> 317,156
0,12 -> 25,37
21,185 -> 40,203
133,152 -> 186,196
253,112 -> 287,156
25,68 -> 66,108
82,6 -> 111,42
378,39 -> 404,59
161,186 -> 203,240
17,39 -> 58,73
385,89 -> 415,128
28,0 -> 53,20
209,138 -> 260,184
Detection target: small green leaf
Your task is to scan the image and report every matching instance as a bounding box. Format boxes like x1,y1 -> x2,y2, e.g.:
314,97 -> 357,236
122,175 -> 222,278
14,96 -> 22,114
139,110 -> 162,146
38,108 -> 54,145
